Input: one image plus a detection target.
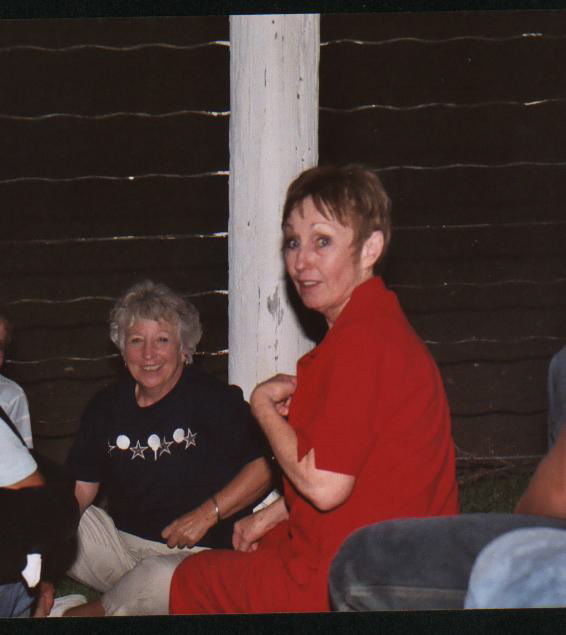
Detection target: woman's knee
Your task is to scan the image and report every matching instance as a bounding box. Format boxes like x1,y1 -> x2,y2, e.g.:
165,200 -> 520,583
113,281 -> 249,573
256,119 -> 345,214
103,554 -> 186,616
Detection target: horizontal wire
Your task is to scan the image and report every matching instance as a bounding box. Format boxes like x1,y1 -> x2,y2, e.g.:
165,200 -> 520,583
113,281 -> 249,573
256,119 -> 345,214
5,349 -> 228,366
5,221 -> 564,246
0,41 -> 229,53
1,232 -> 227,246
1,167 -> 565,184
394,219 -> 566,231
378,161 -> 566,172
0,171 -> 229,185
0,110 -> 229,120
320,97 -> 566,113
0,99 -> 560,120
4,281 -> 564,307
426,335 -> 565,346
321,33 -> 554,47
391,278 -> 566,289
456,453 -> 543,462
5,337 -> 563,366
5,290 -> 228,306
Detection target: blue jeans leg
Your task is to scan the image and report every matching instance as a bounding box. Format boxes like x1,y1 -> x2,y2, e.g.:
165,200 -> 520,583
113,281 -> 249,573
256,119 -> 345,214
465,527 -> 566,608
0,582 -> 34,618
329,514 -> 566,611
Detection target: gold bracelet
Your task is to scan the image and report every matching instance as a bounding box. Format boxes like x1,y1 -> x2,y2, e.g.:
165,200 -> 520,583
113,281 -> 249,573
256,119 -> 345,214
211,495 -> 221,523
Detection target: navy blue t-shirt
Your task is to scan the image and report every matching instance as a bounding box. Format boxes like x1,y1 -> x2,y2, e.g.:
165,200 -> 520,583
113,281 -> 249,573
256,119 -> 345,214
68,366 -> 267,548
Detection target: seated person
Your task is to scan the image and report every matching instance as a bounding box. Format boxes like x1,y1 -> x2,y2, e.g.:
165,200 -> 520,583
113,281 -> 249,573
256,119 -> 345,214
0,407 -> 79,617
547,345 -> 566,449
0,309 -> 33,448
465,413 -> 566,609
329,410 -> 566,611
465,526 -> 566,609
63,280 -> 272,617
169,165 -> 459,615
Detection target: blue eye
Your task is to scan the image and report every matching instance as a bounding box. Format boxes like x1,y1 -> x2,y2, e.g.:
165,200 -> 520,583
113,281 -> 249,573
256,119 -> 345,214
284,237 -> 299,250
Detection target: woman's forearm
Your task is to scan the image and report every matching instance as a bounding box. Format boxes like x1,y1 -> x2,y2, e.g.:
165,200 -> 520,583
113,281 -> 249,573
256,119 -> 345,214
249,495 -> 289,532
251,397 -> 303,485
252,395 -> 354,511
212,457 -> 272,521
162,457 -> 273,548
74,480 -> 100,515
4,469 -> 45,490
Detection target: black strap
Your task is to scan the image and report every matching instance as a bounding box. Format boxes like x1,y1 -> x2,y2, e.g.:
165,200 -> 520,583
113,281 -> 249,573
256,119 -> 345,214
0,403 -> 27,448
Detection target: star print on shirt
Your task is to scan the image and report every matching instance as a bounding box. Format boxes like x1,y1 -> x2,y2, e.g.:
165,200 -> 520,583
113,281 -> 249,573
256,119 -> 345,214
183,428 -> 197,449
159,437 -> 174,457
107,440 -> 116,455
130,440 -> 148,460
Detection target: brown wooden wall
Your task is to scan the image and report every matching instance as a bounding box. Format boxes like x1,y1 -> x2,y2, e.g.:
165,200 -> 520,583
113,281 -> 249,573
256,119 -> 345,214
3,11 -> 566,468
320,11 -> 566,465
2,16 -> 230,462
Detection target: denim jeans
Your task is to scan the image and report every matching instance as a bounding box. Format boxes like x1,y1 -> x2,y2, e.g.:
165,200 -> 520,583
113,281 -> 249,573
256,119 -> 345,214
0,582 -> 34,618
329,514 -> 566,611
548,345 -> 566,449
465,527 -> 566,608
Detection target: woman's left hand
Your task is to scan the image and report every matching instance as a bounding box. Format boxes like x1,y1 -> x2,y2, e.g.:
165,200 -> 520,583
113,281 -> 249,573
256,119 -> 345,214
251,373 -> 297,418
161,500 -> 217,548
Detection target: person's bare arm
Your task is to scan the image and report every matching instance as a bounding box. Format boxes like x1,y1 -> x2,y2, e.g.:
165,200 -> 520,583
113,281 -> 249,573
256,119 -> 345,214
4,469 -> 45,490
250,374 -> 355,512
74,480 -> 100,515
161,456 -> 272,548
515,423 -> 566,518
232,495 -> 289,552
33,581 -> 55,617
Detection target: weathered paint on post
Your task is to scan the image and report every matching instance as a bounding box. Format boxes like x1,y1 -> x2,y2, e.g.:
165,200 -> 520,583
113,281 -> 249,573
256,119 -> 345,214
229,14 -> 319,399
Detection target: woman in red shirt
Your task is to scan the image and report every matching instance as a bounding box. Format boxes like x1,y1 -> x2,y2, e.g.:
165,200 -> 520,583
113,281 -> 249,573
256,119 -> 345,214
170,164 -> 458,614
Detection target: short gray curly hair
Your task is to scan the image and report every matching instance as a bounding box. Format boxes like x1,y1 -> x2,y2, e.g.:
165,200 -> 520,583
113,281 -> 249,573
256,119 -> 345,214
109,280 -> 202,363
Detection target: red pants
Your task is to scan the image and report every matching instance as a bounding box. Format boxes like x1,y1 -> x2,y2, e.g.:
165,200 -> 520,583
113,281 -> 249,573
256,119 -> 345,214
169,522 -> 329,614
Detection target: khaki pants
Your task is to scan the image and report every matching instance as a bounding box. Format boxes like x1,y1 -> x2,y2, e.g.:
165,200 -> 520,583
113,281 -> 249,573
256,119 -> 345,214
67,505 -> 207,616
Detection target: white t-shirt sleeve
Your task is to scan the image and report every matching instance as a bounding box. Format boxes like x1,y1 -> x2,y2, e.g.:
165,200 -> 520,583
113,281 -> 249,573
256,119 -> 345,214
0,419 -> 37,487
0,375 -> 33,448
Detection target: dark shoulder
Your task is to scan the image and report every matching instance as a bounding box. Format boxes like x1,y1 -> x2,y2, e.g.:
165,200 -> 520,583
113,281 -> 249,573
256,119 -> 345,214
82,375 -> 133,419
182,365 -> 247,408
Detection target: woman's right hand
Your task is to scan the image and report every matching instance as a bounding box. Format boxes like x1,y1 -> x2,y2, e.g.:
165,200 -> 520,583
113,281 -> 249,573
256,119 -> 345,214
232,512 -> 266,552
232,496 -> 289,551
161,501 -> 217,549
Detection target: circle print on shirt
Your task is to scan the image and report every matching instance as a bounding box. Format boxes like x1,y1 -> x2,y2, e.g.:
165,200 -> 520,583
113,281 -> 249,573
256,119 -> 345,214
147,434 -> 161,460
116,435 -> 131,450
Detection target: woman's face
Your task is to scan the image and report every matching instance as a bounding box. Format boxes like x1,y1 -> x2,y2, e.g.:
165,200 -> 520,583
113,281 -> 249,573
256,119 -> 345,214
283,197 -> 379,327
123,318 -> 185,403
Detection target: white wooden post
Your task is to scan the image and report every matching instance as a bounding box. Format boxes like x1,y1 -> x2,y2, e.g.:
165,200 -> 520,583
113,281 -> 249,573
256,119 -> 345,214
228,14 -> 319,399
